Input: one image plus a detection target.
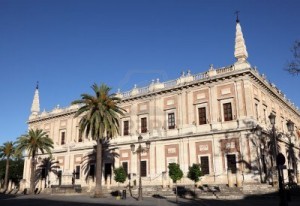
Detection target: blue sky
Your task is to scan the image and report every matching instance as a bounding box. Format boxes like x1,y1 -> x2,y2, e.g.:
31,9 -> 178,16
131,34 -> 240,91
0,0 -> 299,145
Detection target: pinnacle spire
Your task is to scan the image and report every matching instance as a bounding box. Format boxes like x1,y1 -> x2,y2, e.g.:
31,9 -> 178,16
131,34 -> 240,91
30,82 -> 40,117
234,15 -> 248,63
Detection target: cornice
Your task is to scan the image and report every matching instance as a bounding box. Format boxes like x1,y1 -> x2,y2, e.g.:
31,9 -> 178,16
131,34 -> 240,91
247,69 -> 300,118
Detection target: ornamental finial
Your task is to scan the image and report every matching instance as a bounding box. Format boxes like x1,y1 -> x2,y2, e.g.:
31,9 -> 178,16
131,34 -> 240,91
235,11 -> 240,23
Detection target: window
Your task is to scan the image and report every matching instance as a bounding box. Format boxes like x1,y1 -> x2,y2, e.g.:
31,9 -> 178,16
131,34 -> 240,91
75,165 -> 80,179
78,128 -> 83,142
223,103 -> 233,121
226,154 -> 237,174
168,113 -> 175,129
123,120 -> 129,136
61,131 -> 65,145
122,162 -> 128,175
141,117 -> 147,133
140,160 -> 147,177
263,108 -> 267,124
89,164 -> 95,178
255,103 -> 259,120
200,156 -> 210,175
198,107 -> 207,125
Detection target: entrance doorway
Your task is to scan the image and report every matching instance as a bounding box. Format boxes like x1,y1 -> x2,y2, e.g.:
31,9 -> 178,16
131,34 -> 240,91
104,163 -> 112,184
226,154 -> 237,174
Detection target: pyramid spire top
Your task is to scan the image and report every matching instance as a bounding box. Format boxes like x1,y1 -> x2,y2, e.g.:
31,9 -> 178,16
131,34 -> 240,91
30,82 -> 40,117
234,14 -> 248,63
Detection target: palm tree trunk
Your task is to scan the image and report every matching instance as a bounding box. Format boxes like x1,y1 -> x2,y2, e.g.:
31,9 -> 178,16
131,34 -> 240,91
30,155 -> 36,194
94,138 -> 104,197
4,158 -> 9,191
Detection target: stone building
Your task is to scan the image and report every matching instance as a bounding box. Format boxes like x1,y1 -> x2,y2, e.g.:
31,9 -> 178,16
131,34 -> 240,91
23,19 -> 300,190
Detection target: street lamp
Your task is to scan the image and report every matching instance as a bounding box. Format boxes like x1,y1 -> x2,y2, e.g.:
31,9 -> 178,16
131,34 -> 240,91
256,125 -> 262,136
269,113 -> 287,206
130,135 -> 150,201
268,113 -> 278,167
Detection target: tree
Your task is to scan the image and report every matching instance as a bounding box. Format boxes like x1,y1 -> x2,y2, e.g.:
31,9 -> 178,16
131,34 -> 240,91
168,163 -> 183,203
8,158 -> 24,184
114,166 -> 127,185
16,129 -> 53,194
285,40 -> 300,75
72,83 -> 124,197
187,163 -> 202,195
0,141 -> 15,191
0,158 -> 24,188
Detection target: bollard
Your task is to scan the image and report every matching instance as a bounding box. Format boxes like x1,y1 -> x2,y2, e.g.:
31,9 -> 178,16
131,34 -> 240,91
122,189 -> 126,199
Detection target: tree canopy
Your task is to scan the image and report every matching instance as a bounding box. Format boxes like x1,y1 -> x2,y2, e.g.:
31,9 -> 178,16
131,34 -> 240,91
114,166 -> 127,184
285,40 -> 300,75
187,163 -> 202,183
168,163 -> 183,183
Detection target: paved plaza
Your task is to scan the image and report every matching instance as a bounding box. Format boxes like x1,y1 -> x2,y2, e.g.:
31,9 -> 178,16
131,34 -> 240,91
1,193 -> 300,206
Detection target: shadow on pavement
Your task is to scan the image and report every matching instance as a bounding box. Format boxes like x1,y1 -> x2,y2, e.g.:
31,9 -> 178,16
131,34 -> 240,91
1,188 -> 300,206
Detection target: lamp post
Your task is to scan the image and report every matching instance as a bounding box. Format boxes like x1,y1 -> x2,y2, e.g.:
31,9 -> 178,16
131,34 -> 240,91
269,113 -> 287,206
130,135 -> 150,201
255,125 -> 263,183
286,120 -> 295,182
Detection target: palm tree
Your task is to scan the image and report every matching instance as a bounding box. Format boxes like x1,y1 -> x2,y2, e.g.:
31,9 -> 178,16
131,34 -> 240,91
16,129 -> 53,194
72,83 -> 124,197
0,141 -> 15,191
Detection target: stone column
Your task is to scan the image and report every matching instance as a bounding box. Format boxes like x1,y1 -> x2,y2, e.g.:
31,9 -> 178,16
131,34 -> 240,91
106,174 -> 111,190
296,172 -> 300,184
236,170 -> 243,187
8,180 -> 12,191
169,178 -> 173,188
227,170 -> 234,187
87,176 -> 92,192
19,179 -> 26,193
38,179 -> 43,191
41,179 -> 46,191
162,172 -> 166,189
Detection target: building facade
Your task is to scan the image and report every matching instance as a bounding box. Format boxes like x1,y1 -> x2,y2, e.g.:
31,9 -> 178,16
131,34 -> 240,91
23,19 -> 300,189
